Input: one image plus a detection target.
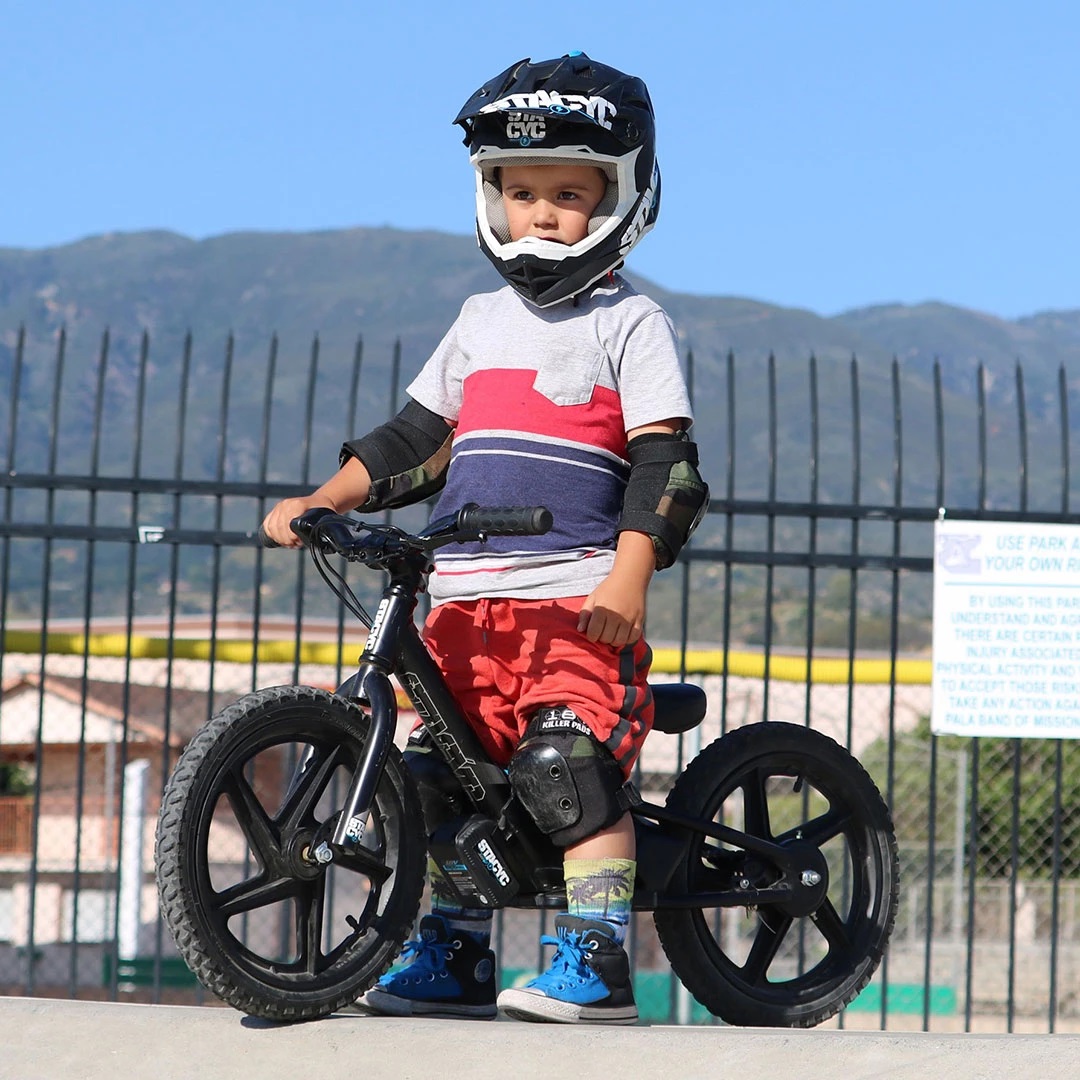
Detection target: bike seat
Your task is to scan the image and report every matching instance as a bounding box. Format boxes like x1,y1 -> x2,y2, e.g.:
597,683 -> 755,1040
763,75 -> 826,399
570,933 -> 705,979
650,683 -> 707,735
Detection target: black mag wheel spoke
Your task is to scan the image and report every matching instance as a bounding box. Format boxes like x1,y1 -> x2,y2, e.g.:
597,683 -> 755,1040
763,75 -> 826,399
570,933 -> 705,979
296,876 -> 329,975
278,743 -> 347,834
222,768 -> 281,866
811,896 -> 855,956
776,802 -> 854,848
213,873 -> 300,919
742,767 -> 772,839
742,908 -> 793,986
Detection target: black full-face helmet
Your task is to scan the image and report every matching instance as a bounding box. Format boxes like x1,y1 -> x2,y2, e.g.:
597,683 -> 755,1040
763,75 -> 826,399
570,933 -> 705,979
454,52 -> 661,308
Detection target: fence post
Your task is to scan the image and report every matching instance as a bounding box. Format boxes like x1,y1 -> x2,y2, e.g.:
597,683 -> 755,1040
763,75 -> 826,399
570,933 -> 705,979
118,760 -> 150,960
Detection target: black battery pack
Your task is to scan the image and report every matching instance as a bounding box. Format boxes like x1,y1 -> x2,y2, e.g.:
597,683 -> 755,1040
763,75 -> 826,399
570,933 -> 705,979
454,815 -> 520,906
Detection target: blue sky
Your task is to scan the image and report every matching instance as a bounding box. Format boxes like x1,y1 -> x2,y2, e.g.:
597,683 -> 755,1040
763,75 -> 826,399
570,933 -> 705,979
3,2 -> 1077,318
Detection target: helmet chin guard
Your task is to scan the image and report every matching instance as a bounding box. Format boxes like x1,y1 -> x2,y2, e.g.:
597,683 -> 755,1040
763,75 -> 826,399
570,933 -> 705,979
455,53 -> 660,308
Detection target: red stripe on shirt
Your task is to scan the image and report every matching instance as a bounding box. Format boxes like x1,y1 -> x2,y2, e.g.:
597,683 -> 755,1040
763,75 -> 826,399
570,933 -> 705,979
456,369 -> 627,456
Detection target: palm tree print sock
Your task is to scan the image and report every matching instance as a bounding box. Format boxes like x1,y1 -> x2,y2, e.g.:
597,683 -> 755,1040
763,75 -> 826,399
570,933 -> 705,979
563,858 -> 635,945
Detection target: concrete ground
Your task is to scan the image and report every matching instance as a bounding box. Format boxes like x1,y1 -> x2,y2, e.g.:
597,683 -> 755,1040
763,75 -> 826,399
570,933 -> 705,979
4,997 -> 1079,1080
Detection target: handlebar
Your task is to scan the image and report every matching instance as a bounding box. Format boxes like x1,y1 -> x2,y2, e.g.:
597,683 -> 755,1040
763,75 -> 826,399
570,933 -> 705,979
457,504 -> 553,537
258,502 -> 552,558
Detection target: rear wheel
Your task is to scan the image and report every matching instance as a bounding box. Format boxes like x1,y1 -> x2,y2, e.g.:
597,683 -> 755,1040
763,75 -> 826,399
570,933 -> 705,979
155,685 -> 426,1020
654,722 -> 898,1027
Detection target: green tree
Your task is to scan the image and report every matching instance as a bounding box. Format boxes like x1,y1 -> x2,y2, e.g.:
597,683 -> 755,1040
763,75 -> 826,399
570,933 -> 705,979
863,716 -> 1080,879
0,761 -> 32,796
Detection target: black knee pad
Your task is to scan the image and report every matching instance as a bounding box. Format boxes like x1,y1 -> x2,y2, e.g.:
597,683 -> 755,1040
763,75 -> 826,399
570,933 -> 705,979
404,729 -> 470,835
507,707 -> 627,848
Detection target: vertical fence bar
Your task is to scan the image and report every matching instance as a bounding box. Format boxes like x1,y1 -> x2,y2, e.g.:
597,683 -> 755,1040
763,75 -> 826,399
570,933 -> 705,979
0,326 -> 25,736
665,347 -> 696,1025
27,326 -> 69,994
675,349 -> 695,766
1047,363 -> 1071,1031
154,331 -> 193,993
389,339 -> 402,420
231,332 -> 275,960
1006,738 -> 1021,1034
922,360 -> 946,1031
802,355 -> 820,731
1004,361 -> 1031,1032
205,334 -> 235,731
1016,362 -> 1029,517
760,355 -> 777,720
251,332 -> 278,693
963,363 -> 990,1030
677,346 -> 696,697
1059,362 -> 1071,518
274,335 -> 322,960
289,335 -> 321,686
844,356 -> 862,751
69,330 -> 110,997
879,358 -> 906,1028
976,362 -> 988,510
108,331 -> 151,999
719,352 -> 736,735
333,335 -> 365,689
0,321 -> 19,981
384,339 -> 403,530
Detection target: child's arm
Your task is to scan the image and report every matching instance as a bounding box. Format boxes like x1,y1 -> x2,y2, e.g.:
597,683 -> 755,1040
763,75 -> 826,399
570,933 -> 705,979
577,419 -> 683,645
261,401 -> 455,548
260,456 -> 373,548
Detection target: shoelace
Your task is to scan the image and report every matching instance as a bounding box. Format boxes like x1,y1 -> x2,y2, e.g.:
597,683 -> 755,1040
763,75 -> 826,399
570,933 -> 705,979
538,932 -> 593,984
397,935 -> 456,973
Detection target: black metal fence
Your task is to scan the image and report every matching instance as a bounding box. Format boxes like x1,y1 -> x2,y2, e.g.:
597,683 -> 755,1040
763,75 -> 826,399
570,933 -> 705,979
3,324 -> 1080,1030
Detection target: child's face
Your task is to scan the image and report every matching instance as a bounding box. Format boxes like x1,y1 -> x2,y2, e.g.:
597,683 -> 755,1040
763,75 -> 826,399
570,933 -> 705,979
500,163 -> 608,246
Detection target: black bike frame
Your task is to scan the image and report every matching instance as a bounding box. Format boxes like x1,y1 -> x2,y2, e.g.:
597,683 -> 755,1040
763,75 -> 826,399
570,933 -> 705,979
321,549 -> 810,913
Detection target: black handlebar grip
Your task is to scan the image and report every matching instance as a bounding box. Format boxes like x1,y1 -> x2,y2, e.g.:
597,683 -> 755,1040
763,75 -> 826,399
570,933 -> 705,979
458,504 -> 553,536
257,526 -> 280,549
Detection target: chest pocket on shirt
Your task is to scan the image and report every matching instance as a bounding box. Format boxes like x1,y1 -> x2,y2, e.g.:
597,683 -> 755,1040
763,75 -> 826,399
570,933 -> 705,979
532,349 -> 605,407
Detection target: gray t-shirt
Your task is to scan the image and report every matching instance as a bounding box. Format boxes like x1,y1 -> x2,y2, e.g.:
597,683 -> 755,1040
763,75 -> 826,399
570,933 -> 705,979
407,277 -> 692,604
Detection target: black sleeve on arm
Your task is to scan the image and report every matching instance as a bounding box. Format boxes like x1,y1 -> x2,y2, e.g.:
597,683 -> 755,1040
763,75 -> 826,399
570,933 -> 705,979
339,400 -> 454,511
616,430 -> 710,570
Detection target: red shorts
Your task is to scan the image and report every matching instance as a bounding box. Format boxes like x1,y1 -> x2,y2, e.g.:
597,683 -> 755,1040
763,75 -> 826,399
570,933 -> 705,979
421,596 -> 654,778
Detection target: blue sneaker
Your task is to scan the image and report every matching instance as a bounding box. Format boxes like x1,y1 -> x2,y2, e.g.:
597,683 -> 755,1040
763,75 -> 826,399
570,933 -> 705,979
497,915 -> 638,1025
358,914 -> 497,1019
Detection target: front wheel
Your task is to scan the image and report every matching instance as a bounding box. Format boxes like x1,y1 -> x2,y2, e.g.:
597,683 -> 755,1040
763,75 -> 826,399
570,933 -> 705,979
654,722 -> 899,1027
155,685 -> 426,1020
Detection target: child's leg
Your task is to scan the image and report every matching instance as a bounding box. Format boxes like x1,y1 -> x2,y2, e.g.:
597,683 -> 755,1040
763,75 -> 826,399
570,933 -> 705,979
563,813 -> 636,943
497,810 -> 640,1025
492,597 -> 650,1024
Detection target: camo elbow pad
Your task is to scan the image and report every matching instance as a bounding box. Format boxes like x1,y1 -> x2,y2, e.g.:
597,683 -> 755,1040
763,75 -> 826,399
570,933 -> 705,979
340,400 -> 454,511
616,430 -> 709,570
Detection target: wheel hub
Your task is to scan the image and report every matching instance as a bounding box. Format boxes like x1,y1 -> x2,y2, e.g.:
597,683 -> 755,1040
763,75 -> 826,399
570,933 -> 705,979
775,840 -> 829,918
286,829 -> 327,881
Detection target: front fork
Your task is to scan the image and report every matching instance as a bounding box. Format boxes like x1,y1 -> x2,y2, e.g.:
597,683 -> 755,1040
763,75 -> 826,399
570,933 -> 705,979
282,662 -> 398,865
330,662 -> 398,850
291,585 -> 415,863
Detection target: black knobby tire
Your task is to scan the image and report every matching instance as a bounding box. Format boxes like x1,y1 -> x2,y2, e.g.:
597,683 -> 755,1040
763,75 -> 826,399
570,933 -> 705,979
155,685 -> 426,1021
654,722 -> 899,1028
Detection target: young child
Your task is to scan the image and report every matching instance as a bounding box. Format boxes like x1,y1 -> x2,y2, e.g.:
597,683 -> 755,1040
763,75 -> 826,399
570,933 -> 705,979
261,51 -> 707,1025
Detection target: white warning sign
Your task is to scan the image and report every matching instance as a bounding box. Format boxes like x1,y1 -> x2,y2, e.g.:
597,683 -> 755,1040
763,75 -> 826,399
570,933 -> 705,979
932,519 -> 1080,738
